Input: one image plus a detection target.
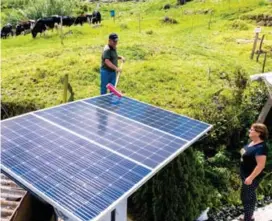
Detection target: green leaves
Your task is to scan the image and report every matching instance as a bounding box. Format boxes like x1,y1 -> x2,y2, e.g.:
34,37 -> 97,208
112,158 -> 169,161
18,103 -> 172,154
24,0 -> 74,19
129,149 -> 211,221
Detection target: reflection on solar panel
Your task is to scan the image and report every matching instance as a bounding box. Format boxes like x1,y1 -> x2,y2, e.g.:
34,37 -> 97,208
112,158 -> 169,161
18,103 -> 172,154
36,101 -> 187,169
1,94 -> 212,221
85,96 -> 210,141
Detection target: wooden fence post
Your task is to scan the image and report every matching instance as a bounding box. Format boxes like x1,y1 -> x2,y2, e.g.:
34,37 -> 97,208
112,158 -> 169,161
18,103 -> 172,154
256,34 -> 265,62
251,27 -> 261,59
262,52 -> 267,73
63,74 -> 68,103
60,16 -> 64,45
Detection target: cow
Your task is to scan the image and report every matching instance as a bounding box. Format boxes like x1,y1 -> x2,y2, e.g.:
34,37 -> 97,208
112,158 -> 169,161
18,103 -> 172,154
92,11 -> 101,24
15,24 -> 25,36
1,24 -> 14,39
15,20 -> 35,36
74,12 -> 101,26
74,14 -> 88,26
61,16 -> 75,27
31,16 -> 60,38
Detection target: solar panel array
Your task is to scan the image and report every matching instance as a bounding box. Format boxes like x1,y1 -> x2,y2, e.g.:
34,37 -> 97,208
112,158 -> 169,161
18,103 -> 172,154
1,94 -> 212,221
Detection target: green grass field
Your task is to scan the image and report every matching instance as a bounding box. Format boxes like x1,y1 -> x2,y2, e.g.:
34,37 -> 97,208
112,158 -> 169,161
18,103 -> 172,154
1,0 -> 272,116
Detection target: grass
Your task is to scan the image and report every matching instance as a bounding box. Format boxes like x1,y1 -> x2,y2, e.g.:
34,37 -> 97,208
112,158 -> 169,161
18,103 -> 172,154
1,0 -> 272,117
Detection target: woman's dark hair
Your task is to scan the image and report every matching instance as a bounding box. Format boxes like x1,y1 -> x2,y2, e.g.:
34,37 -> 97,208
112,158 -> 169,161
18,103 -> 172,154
252,123 -> 269,140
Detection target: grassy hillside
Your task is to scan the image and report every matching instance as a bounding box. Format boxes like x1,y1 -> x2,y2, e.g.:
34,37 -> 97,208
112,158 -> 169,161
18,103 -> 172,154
2,0 -> 272,114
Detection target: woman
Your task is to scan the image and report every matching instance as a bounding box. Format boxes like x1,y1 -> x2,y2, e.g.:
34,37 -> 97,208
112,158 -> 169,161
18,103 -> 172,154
240,123 -> 269,221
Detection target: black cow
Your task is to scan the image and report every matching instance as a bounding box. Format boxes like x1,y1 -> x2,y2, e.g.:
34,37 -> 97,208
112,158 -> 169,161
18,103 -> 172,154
1,24 -> 13,38
74,12 -> 101,25
31,16 -> 60,38
61,16 -> 75,27
16,20 -> 35,36
15,24 -> 25,36
74,14 -> 88,26
92,11 -> 101,24
31,20 -> 46,38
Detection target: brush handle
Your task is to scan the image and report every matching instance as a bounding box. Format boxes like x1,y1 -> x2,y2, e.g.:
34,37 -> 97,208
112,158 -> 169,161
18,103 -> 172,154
115,61 -> 124,87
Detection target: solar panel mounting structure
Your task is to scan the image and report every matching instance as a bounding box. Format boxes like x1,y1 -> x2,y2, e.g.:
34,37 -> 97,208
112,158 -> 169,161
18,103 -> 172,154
1,94 -> 212,221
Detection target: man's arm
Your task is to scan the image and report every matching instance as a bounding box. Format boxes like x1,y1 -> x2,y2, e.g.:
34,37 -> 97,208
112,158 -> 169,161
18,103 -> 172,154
105,59 -> 121,72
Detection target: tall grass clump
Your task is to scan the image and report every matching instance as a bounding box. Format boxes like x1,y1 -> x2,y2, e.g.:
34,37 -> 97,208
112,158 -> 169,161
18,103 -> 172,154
25,0 -> 75,19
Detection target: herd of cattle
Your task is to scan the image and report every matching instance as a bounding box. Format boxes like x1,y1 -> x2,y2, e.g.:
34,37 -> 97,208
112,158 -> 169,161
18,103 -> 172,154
1,11 -> 102,39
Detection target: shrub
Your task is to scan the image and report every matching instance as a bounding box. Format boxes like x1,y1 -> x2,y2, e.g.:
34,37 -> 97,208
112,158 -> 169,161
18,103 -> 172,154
230,20 -> 250,30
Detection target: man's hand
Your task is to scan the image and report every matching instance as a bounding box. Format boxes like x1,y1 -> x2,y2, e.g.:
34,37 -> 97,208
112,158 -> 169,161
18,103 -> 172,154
116,67 -> 122,73
244,177 -> 253,185
119,56 -> 125,62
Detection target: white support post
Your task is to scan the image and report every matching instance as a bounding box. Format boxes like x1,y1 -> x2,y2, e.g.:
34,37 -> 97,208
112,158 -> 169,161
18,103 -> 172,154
257,98 -> 272,123
99,198 -> 127,221
115,198 -> 127,221
55,198 -> 128,221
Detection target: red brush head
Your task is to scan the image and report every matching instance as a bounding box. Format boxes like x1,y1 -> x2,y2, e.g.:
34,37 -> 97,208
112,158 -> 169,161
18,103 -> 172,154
106,83 -> 122,97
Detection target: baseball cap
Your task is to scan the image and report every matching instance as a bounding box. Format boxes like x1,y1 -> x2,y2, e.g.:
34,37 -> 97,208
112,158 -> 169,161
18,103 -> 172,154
109,33 -> 118,41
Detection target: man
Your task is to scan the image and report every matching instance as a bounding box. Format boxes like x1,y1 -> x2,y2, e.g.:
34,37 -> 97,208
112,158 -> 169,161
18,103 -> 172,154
100,33 -> 125,95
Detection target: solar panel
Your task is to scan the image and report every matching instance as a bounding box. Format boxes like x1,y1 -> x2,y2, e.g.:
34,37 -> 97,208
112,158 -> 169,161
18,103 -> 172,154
85,95 -> 210,141
1,94 -> 212,221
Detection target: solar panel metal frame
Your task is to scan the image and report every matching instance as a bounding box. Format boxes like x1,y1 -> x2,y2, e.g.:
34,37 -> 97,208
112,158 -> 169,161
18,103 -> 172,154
1,94 -> 212,221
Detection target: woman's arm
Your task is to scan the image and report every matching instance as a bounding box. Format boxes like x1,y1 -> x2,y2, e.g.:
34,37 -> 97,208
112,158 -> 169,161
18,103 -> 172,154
245,155 -> 266,185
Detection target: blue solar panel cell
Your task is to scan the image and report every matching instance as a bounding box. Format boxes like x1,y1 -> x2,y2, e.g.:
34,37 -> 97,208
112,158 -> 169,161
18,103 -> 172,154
85,95 -> 210,141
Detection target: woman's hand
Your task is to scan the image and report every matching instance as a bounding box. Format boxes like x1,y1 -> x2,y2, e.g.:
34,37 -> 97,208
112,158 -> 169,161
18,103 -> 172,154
244,177 -> 253,185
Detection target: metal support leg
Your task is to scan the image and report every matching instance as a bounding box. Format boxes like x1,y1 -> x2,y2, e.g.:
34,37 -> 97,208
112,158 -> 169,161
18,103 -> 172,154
54,208 -> 75,221
111,209 -> 116,221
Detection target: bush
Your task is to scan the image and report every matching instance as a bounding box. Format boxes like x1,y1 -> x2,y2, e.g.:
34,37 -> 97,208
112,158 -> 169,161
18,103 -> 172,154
146,30 -> 153,35
1,0 -> 31,10
208,148 -> 232,168
4,9 -> 27,26
163,4 -> 171,10
2,0 -> 76,24
162,16 -> 178,24
19,0 -> 74,20
129,148 -> 212,221
258,172 -> 272,198
120,23 -> 129,30
230,20 -> 250,30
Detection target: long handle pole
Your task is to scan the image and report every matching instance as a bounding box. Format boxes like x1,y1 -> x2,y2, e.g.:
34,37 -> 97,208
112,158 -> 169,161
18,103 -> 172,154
115,62 -> 124,88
